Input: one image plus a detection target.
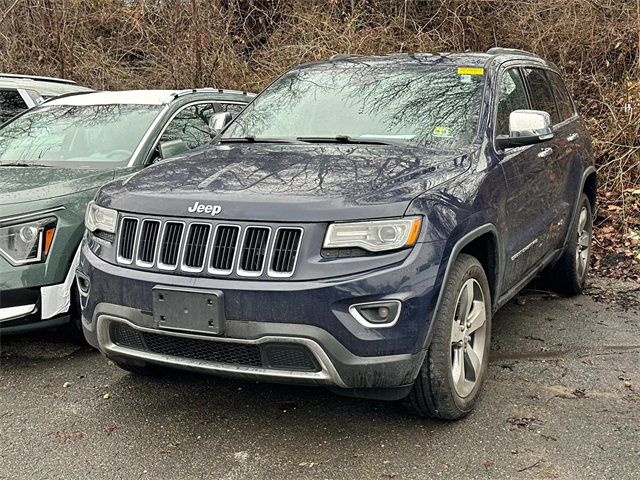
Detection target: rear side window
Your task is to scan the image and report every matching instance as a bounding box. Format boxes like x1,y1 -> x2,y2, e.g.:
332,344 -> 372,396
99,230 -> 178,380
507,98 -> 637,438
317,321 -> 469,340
0,89 -> 28,124
546,71 -> 575,121
496,68 -> 530,136
523,68 -> 560,124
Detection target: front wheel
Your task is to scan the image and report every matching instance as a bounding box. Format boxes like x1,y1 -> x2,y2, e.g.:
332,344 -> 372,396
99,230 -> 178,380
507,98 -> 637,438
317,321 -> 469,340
111,358 -> 168,377
62,285 -> 89,345
404,253 -> 492,420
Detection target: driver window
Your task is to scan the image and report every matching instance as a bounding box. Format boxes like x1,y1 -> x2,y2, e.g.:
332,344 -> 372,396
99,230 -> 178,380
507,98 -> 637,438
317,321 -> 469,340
496,68 -> 530,137
523,68 -> 561,125
160,103 -> 216,149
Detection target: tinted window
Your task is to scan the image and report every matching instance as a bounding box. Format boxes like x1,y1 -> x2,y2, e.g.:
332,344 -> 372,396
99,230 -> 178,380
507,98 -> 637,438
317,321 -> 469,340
547,71 -> 575,121
223,65 -> 485,148
0,89 -> 28,124
160,103 -> 216,149
523,68 -> 560,124
496,68 -> 530,136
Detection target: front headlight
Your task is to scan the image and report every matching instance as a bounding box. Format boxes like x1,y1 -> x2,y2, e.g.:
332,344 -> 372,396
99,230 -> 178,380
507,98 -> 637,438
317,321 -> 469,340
85,201 -> 117,233
323,217 -> 422,252
0,217 -> 57,265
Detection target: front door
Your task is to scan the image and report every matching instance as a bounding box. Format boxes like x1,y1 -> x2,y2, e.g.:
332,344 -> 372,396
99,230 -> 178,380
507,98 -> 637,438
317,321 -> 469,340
494,66 -> 562,290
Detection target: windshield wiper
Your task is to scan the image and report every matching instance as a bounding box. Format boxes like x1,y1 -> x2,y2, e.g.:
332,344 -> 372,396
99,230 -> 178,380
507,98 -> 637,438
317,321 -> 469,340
0,162 -> 52,167
219,136 -> 306,144
296,135 -> 410,146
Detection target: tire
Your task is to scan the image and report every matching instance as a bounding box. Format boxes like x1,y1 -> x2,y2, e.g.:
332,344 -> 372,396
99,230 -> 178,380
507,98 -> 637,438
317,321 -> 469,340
545,193 -> 593,296
62,285 -> 89,345
112,358 -> 168,377
403,253 -> 492,420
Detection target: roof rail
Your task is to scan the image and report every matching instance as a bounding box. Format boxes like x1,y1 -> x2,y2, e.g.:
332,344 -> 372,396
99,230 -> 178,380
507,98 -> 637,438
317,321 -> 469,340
486,47 -> 540,58
170,88 -> 256,101
0,73 -> 78,85
329,54 -> 361,61
40,90 -> 96,105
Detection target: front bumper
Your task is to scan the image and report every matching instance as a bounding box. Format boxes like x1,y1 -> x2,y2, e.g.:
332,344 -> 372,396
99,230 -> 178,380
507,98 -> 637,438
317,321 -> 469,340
0,203 -> 86,332
79,240 -> 445,394
0,249 -> 80,333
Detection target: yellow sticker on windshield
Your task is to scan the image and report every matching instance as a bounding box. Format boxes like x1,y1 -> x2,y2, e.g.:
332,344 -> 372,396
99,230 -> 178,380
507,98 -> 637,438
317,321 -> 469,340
457,67 -> 484,76
433,126 -> 452,138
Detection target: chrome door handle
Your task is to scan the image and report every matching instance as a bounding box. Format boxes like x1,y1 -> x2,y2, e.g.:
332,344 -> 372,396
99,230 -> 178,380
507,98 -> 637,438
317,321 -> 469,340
537,147 -> 553,158
567,133 -> 579,142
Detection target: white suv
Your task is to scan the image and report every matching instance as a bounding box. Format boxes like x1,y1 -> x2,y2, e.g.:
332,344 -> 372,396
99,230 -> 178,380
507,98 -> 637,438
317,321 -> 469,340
0,73 -> 92,124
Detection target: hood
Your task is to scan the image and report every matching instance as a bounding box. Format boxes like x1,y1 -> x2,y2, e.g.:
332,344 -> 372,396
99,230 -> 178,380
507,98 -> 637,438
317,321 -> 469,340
97,144 -> 471,222
0,166 -> 117,207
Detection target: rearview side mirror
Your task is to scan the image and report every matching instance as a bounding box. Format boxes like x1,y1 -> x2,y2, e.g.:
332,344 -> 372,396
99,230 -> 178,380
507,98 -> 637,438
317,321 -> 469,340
496,109 -> 554,150
158,139 -> 189,160
209,111 -> 232,138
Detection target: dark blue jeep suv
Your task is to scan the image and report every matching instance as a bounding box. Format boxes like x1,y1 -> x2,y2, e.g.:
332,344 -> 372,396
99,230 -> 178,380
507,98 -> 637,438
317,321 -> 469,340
77,48 -> 596,419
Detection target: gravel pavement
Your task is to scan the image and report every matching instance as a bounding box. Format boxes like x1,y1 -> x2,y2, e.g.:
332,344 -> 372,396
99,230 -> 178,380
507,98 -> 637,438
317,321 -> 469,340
1,277 -> 639,480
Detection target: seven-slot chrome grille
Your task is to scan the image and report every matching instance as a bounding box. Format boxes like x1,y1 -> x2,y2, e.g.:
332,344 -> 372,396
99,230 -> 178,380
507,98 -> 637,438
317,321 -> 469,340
116,215 -> 303,278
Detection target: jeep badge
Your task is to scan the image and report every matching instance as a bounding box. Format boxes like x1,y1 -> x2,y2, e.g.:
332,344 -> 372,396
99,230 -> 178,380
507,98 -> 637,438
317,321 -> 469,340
187,201 -> 222,217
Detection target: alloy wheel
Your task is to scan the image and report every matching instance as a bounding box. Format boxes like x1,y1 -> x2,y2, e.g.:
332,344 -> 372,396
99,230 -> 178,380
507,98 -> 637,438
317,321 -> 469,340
450,278 -> 487,398
576,206 -> 591,279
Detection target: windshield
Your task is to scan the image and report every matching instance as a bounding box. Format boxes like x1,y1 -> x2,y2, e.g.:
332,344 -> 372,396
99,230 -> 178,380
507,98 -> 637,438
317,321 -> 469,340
222,63 -> 485,148
0,104 -> 162,168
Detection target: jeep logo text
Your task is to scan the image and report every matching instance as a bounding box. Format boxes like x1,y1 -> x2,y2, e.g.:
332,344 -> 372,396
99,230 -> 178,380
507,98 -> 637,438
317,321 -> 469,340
187,201 -> 222,217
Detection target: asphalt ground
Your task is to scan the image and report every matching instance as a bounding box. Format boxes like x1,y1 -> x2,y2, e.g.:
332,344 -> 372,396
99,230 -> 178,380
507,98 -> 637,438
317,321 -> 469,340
1,277 -> 638,479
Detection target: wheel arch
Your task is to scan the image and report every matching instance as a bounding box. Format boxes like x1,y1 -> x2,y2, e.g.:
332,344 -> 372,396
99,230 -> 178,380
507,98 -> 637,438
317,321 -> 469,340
561,166 -> 597,250
459,231 -> 499,306
583,170 -> 597,212
431,224 -> 502,329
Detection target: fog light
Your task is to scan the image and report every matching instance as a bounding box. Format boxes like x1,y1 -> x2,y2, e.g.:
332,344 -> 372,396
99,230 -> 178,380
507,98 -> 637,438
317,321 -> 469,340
349,300 -> 402,328
76,272 -> 91,297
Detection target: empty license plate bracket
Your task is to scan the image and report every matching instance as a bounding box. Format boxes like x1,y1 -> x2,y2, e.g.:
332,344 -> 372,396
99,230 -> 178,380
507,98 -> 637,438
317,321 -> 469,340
152,286 -> 224,335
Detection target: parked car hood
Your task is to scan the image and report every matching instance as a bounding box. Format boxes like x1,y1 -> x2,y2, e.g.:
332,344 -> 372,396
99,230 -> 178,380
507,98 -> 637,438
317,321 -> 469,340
97,144 -> 471,222
0,166 -> 116,208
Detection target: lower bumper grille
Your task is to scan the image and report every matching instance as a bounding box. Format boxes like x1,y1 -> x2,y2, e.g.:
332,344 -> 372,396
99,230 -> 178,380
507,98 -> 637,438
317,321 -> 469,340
110,322 -> 319,372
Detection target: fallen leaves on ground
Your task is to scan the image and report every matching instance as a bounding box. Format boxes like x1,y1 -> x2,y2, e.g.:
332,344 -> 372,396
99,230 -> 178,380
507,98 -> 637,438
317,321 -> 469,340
52,431 -> 86,443
591,189 -> 640,282
571,388 -> 587,398
507,417 -> 544,430
584,283 -> 640,310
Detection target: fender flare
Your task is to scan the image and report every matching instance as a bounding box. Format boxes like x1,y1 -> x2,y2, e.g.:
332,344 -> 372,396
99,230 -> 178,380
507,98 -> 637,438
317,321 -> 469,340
420,223 -> 500,351
561,165 -> 597,250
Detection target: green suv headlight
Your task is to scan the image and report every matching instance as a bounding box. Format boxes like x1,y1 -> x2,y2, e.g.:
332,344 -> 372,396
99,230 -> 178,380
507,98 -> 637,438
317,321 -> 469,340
85,201 -> 117,234
323,217 -> 422,252
0,217 -> 57,265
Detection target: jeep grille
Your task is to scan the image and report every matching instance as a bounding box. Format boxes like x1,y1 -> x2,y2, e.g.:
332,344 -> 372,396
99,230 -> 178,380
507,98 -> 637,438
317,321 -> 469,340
114,216 -> 303,278
159,222 -> 184,268
183,223 -> 211,270
238,226 -> 270,275
210,225 -> 240,273
137,220 -> 160,265
269,227 -> 303,276
117,218 -> 138,263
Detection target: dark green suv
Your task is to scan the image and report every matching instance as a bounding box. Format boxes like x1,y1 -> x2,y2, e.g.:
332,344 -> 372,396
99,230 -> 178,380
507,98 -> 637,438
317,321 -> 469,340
0,88 -> 255,335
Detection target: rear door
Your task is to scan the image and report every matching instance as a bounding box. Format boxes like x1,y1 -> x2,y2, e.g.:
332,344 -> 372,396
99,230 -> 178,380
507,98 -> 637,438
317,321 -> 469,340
543,70 -> 585,247
494,66 -> 561,290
